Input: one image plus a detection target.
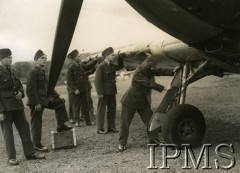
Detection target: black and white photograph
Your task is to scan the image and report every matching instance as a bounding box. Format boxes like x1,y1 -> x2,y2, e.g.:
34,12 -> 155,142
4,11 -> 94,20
0,0 -> 239,172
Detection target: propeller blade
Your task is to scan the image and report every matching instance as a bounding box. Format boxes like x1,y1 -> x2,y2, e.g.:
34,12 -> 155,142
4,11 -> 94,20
47,0 -> 83,96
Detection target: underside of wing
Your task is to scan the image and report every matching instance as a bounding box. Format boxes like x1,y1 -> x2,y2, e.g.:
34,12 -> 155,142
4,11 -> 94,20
126,0 -> 240,44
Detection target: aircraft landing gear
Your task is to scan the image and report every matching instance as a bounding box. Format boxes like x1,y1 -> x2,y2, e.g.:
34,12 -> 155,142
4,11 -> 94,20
149,61 -> 209,147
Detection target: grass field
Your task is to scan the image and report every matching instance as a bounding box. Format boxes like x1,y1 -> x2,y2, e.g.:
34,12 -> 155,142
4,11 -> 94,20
0,75 -> 240,172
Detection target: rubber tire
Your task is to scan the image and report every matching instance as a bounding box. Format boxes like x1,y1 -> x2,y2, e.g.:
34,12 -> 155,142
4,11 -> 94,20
162,104 -> 206,147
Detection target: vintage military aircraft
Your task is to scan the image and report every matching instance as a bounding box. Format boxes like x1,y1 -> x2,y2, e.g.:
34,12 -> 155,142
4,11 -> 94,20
47,0 -> 240,147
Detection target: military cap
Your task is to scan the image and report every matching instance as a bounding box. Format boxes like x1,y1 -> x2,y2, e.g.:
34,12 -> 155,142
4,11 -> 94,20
0,48 -> 12,60
134,51 -> 148,62
67,49 -> 79,59
102,47 -> 114,57
34,49 -> 46,61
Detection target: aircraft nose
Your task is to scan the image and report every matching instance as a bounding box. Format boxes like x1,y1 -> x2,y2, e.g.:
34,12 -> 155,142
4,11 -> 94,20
148,112 -> 164,132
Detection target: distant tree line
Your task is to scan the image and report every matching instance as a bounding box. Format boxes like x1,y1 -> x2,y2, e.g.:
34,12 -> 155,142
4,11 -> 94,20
13,60 -> 71,84
13,53 -> 90,85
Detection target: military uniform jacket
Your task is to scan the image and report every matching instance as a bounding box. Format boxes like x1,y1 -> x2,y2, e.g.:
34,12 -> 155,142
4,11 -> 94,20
26,66 -> 59,106
121,65 -> 174,110
0,65 -> 24,112
67,60 -> 97,94
83,62 -> 96,90
94,58 -> 124,95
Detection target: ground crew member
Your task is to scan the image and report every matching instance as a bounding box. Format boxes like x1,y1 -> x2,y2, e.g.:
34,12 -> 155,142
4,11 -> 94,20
67,50 -> 97,126
94,47 -> 124,134
118,52 -> 174,152
0,48 -> 45,165
26,50 -> 72,152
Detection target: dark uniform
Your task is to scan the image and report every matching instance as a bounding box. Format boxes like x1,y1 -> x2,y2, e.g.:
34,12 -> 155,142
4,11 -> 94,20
0,65 -> 36,160
0,48 -> 45,163
26,65 -> 70,147
83,66 -> 96,118
94,57 -> 124,132
67,85 -> 73,121
67,59 -> 97,124
67,63 -> 73,122
119,56 -> 174,147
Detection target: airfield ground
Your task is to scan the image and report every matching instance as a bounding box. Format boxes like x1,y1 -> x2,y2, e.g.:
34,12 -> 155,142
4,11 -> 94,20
0,75 -> 240,173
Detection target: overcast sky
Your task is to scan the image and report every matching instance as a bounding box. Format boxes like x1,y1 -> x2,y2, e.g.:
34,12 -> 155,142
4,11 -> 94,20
0,0 -> 170,62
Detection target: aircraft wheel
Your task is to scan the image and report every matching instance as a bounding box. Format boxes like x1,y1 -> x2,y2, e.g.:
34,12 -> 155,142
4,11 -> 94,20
162,104 -> 206,147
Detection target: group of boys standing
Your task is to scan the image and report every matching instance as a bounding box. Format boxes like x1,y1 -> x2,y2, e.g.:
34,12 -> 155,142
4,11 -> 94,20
66,47 -> 124,135
65,47 -> 175,152
66,49 -> 97,127
0,46 -> 175,165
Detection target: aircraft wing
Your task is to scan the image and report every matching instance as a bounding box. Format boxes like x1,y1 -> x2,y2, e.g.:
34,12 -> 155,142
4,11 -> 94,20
126,0 -> 240,44
124,0 -> 240,74
78,0 -> 240,76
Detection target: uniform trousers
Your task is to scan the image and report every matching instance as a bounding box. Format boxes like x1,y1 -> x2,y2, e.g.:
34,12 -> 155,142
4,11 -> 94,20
81,88 -> 94,119
68,91 -> 73,120
87,88 -> 94,115
119,102 -> 159,146
0,110 -> 35,159
30,97 -> 69,147
97,94 -> 116,130
71,91 -> 91,123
